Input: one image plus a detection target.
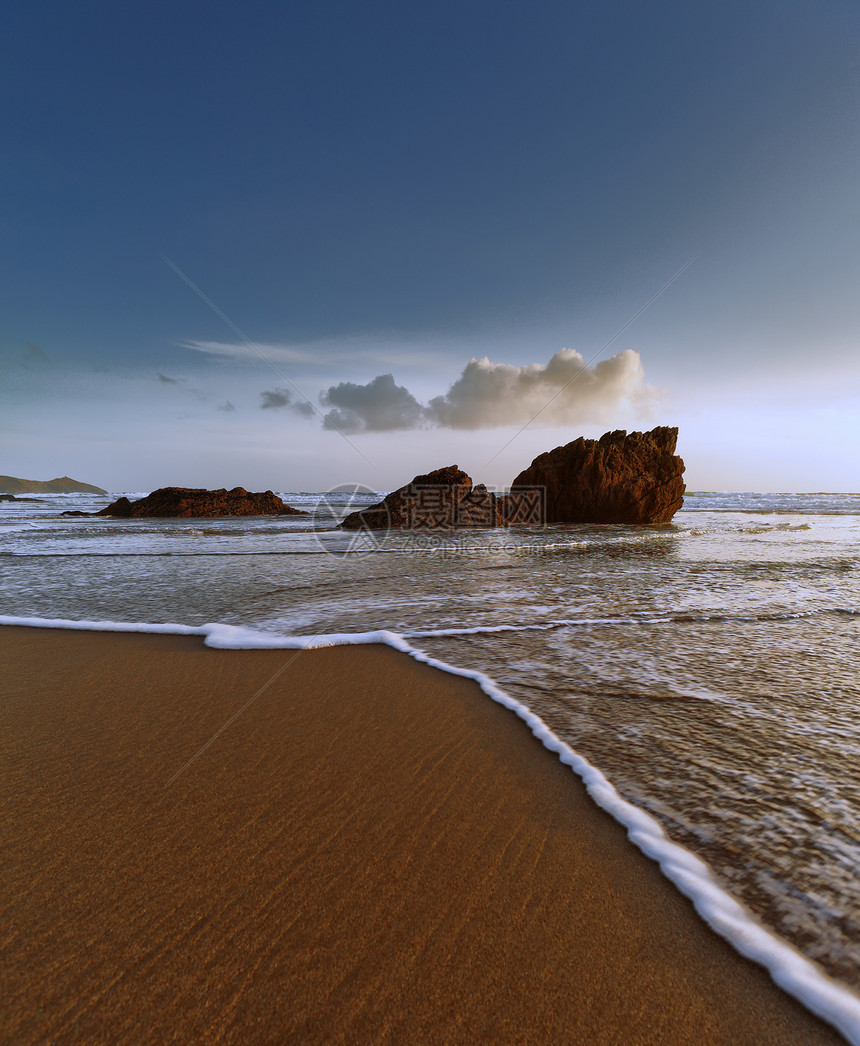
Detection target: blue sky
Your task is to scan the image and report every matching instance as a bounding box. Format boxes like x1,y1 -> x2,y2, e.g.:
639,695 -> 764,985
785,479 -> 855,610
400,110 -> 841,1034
2,0 -> 858,492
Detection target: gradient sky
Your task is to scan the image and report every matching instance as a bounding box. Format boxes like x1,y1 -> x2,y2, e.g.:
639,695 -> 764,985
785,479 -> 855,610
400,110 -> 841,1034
2,0 -> 858,493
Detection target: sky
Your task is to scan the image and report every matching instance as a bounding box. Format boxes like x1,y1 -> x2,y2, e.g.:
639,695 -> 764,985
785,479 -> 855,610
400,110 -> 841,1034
2,0 -> 859,493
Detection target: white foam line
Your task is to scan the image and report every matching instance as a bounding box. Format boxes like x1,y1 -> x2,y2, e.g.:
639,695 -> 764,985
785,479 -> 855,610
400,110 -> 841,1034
403,608 -> 847,639
0,614 -> 209,636
405,616 -> 671,638
2,612 -> 859,1043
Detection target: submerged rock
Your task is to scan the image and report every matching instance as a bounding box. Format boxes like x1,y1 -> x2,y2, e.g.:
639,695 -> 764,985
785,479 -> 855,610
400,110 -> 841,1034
507,426 -> 685,524
339,466 -> 505,530
94,487 -> 307,518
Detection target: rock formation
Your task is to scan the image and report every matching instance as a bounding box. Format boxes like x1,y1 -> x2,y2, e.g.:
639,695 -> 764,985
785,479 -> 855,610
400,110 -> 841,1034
94,487 -> 307,518
339,427 -> 685,531
507,426 -> 685,524
340,466 -> 505,530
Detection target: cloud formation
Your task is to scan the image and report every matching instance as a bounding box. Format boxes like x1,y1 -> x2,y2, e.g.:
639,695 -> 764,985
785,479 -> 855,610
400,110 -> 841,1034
260,387 -> 315,417
309,349 -> 653,432
260,388 -> 290,409
182,337 -> 458,371
155,371 -> 210,402
427,348 -> 650,429
319,373 -> 425,433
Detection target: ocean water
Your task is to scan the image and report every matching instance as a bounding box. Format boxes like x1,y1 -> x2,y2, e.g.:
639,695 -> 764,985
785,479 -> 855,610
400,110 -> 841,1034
2,488 -> 860,1036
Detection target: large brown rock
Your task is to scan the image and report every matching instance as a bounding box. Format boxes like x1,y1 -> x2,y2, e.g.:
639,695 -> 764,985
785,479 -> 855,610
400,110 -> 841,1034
95,487 -> 307,518
506,426 -> 685,524
340,466 -> 504,530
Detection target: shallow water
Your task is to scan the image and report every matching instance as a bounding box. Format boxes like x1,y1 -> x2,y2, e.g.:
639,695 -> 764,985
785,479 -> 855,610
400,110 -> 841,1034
2,489 -> 859,991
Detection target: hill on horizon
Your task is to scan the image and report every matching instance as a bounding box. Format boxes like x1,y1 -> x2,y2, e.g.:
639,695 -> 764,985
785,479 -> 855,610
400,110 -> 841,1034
0,475 -> 108,495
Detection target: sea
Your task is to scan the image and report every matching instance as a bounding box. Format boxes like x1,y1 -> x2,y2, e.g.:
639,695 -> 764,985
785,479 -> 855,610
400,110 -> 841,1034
2,488 -> 860,1041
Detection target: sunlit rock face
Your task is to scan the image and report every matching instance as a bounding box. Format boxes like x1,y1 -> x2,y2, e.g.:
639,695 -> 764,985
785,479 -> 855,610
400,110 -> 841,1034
507,426 -> 685,525
95,487 -> 307,518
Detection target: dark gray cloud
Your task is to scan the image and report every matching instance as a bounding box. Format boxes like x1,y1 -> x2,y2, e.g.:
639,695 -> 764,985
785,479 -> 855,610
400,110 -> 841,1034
156,372 -> 210,402
217,400 -> 236,412
260,387 -> 316,418
319,373 -> 426,433
261,388 -> 291,409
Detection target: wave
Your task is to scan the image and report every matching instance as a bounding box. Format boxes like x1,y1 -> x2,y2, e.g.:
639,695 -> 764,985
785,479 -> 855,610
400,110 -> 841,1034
2,612 -> 860,1043
403,607 -> 860,639
0,530 -> 677,558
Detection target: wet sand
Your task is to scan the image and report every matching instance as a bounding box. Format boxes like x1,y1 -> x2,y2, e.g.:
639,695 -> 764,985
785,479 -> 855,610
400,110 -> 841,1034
0,625 -> 847,1044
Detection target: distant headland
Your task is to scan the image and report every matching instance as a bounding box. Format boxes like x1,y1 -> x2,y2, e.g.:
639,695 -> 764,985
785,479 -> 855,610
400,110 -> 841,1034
0,475 -> 108,495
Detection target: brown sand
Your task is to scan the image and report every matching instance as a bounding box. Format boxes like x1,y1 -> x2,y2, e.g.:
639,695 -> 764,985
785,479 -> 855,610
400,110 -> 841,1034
0,625 -> 846,1045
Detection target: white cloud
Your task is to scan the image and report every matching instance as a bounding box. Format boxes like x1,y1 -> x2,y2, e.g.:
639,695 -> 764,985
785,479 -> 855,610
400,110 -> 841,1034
427,349 -> 654,429
181,335 -> 463,372
182,340 -> 317,365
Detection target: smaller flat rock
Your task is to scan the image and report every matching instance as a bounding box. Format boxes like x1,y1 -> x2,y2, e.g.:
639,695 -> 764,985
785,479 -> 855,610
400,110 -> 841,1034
95,487 -> 307,518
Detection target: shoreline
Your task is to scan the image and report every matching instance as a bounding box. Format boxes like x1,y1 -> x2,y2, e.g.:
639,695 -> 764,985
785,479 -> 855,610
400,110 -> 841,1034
0,623 -> 853,1044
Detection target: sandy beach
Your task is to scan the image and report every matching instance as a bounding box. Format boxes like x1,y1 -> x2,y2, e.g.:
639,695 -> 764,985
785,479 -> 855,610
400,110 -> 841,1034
0,624 -> 846,1045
